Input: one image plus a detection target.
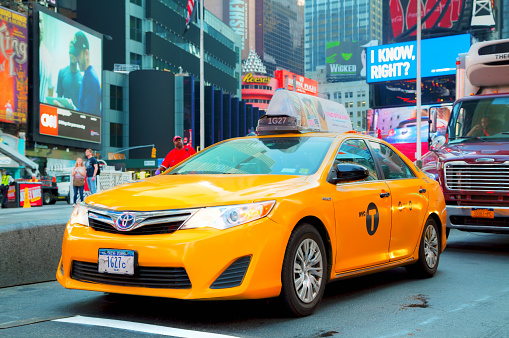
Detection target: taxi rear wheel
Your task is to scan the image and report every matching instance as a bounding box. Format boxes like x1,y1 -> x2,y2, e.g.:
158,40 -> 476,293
406,218 -> 440,278
280,223 -> 327,317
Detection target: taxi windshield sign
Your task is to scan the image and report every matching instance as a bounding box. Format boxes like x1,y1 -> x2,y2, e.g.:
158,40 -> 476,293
258,90 -> 352,135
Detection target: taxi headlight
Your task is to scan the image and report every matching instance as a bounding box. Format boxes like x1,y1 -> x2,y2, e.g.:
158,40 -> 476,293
181,201 -> 276,230
70,202 -> 89,226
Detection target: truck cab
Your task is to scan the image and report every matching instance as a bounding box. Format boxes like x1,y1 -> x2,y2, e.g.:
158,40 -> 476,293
427,38 -> 509,235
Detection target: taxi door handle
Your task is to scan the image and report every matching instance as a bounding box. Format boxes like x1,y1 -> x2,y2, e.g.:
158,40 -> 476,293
419,188 -> 427,194
380,192 -> 390,198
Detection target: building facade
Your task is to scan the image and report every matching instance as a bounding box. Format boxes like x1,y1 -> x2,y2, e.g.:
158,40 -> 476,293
72,0 -> 243,159
207,0 -> 305,76
304,0 -> 383,75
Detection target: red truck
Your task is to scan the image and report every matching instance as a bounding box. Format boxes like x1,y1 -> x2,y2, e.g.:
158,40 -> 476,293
425,38 -> 509,237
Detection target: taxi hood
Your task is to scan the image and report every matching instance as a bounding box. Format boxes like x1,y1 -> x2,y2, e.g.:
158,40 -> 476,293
85,174 -> 311,211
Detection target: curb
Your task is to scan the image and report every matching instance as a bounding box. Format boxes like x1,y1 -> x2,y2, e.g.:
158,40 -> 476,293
0,219 -> 68,288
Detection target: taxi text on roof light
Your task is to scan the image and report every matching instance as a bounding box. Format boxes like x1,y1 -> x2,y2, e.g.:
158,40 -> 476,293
257,90 -> 352,135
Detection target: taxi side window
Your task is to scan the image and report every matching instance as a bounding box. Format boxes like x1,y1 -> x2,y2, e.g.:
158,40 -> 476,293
336,139 -> 378,181
367,141 -> 415,180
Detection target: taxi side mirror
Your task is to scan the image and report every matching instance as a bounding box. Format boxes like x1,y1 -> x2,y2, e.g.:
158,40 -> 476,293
330,163 -> 369,184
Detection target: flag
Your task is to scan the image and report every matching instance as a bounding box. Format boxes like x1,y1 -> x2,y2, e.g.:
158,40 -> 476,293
184,0 -> 197,34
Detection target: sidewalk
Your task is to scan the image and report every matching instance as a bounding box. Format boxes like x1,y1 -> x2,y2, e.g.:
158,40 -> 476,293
0,202 -> 73,227
0,201 -> 74,288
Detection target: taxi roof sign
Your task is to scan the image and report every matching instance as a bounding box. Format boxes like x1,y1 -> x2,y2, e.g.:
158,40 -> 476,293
257,90 -> 352,135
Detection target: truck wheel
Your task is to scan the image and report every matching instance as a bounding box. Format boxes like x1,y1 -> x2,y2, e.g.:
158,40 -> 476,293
280,223 -> 327,317
43,192 -> 51,205
406,218 -> 440,278
49,198 -> 57,205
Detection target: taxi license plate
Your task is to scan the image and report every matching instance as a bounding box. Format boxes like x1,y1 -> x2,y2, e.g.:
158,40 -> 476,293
471,208 -> 494,219
98,249 -> 135,275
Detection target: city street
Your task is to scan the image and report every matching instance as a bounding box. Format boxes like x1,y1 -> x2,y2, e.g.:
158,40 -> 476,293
1,229 -> 508,337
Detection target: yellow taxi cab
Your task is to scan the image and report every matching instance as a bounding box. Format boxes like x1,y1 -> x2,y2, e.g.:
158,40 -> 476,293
57,90 -> 446,317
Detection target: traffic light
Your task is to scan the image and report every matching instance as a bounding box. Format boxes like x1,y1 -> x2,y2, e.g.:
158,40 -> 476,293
151,147 -> 156,158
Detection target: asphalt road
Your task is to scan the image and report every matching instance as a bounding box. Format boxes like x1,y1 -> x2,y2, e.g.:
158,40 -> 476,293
0,229 -> 508,338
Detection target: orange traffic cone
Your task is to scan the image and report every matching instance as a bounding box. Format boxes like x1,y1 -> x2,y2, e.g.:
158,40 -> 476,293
23,187 -> 31,208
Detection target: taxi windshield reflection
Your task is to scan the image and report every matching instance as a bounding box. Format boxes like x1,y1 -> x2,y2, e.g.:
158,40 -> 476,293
167,137 -> 333,175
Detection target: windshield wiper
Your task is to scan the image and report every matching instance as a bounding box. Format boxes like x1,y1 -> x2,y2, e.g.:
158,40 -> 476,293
449,136 -> 487,142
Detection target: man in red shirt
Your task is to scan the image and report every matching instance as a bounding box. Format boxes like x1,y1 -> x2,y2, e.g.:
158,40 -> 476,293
155,136 -> 196,175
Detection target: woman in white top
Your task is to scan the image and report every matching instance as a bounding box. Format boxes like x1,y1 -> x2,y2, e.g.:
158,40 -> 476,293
71,157 -> 86,204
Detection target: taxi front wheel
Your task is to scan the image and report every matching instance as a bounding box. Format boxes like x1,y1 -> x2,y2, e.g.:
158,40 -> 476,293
280,223 -> 327,317
406,218 -> 440,278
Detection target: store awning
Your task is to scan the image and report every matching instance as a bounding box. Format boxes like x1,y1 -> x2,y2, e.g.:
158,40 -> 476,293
0,141 -> 39,170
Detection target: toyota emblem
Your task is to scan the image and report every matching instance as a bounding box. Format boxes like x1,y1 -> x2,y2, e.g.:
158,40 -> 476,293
116,212 -> 136,230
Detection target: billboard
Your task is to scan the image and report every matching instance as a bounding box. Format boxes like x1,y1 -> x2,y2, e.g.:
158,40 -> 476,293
367,34 -> 470,83
366,104 -> 452,160
326,41 -> 378,81
39,11 -> 102,116
33,5 -> 103,147
0,6 -> 27,124
386,0 -> 478,43
274,70 -> 318,97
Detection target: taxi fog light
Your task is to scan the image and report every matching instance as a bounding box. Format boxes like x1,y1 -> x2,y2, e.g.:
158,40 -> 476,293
70,203 -> 89,227
181,201 -> 276,230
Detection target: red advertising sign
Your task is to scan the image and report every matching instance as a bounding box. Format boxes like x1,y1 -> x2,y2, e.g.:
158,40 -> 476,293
18,183 -> 43,207
388,0 -> 468,41
0,6 -> 28,124
274,70 -> 318,97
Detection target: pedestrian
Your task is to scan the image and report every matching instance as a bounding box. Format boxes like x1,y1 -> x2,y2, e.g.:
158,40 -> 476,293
155,136 -> 196,175
70,31 -> 101,116
1,170 -> 15,208
85,149 -> 98,194
71,157 -> 86,204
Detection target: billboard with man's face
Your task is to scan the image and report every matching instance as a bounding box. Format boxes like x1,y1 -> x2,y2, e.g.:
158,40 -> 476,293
0,6 -> 28,124
33,5 -> 103,147
39,11 -> 102,116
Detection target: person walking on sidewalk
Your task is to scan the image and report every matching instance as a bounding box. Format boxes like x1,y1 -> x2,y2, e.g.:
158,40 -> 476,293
71,157 -> 86,204
85,149 -> 98,194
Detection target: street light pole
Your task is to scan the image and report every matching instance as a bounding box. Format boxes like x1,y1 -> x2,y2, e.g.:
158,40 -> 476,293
199,0 -> 205,151
416,0 -> 422,168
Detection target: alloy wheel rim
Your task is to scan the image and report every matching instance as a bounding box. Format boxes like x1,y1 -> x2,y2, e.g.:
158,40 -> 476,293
293,238 -> 323,303
424,224 -> 439,269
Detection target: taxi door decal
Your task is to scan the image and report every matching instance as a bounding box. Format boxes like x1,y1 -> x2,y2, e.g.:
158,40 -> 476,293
366,202 -> 379,236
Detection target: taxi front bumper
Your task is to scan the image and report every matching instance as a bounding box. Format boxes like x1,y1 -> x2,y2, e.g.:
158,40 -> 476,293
56,217 -> 288,300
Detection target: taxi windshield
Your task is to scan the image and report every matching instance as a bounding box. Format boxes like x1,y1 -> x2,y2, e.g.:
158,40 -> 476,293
167,137 -> 333,175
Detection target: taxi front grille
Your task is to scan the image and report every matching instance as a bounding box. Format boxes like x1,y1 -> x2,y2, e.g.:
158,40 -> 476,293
88,210 -> 193,235
89,217 -> 184,235
71,261 -> 192,289
210,256 -> 251,289
444,162 -> 509,192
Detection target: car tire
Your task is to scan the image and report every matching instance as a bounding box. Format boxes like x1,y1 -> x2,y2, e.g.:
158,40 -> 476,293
280,223 -> 327,317
406,218 -> 440,278
43,192 -> 51,205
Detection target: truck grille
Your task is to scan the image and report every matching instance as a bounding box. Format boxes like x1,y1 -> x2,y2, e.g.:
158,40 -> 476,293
445,162 -> 509,192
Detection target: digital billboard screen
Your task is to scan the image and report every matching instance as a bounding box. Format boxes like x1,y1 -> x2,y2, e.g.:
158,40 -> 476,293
39,11 -> 102,116
33,5 -> 103,147
385,0 -> 481,43
366,104 -> 452,161
0,6 -> 28,124
367,34 -> 470,83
